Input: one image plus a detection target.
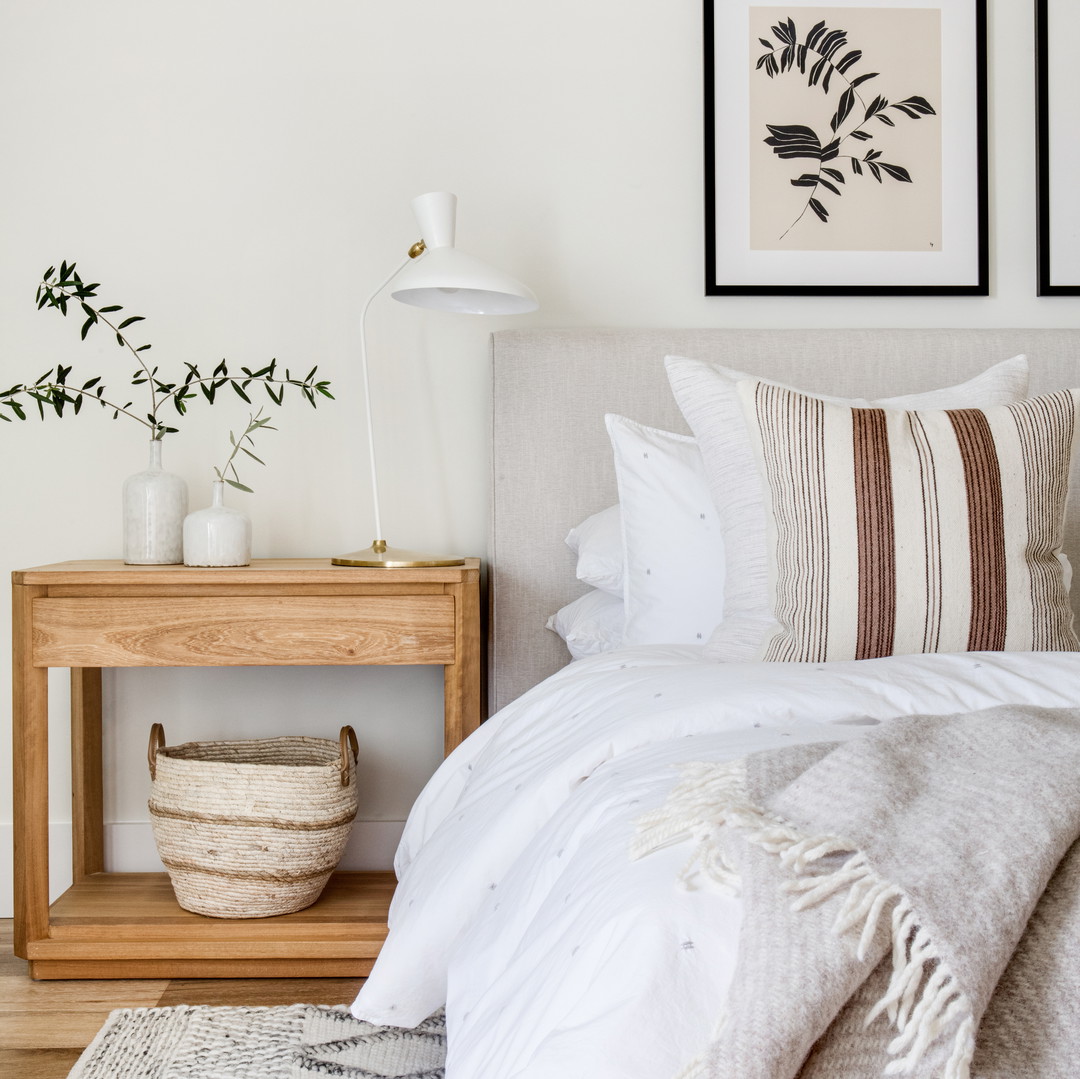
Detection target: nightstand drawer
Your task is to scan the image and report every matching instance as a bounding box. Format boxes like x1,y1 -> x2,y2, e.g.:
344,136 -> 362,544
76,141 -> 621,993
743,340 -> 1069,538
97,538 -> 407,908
31,595 -> 457,667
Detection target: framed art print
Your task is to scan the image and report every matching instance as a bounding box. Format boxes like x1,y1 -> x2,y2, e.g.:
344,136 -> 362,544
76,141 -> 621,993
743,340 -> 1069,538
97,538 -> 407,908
1036,0 -> 1080,294
704,0 -> 988,295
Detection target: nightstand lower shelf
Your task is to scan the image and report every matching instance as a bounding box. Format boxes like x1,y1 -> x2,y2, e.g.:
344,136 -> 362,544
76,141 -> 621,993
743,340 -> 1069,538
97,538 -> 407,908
25,870 -> 395,980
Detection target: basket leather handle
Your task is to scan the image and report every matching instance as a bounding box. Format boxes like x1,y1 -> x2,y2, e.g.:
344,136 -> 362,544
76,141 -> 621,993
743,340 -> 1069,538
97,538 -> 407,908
148,722 -> 166,780
339,725 -> 359,787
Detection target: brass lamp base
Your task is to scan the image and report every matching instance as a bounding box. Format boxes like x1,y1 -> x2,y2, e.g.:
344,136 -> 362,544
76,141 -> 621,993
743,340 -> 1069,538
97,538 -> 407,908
331,540 -> 465,569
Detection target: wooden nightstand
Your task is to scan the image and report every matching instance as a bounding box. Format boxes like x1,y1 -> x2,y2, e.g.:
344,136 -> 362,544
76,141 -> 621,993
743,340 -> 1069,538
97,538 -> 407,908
11,557 -> 481,980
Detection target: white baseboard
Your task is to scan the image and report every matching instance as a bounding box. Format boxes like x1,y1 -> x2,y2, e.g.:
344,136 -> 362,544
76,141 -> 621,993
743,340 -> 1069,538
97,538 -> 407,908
0,819 -> 403,918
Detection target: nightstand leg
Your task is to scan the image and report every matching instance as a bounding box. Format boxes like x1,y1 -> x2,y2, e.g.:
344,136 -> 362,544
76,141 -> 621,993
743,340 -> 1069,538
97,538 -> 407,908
443,579 -> 481,754
12,583 -> 50,958
71,668 -> 105,881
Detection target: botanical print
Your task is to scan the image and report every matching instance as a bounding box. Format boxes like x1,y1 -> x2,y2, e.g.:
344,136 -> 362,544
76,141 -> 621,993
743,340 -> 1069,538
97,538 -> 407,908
749,7 -> 942,252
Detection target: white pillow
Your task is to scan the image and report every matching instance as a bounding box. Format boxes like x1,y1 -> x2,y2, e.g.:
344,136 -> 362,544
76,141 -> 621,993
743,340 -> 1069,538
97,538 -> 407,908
664,354 -> 1031,662
605,414 -> 726,645
566,504 -> 623,596
546,588 -> 624,659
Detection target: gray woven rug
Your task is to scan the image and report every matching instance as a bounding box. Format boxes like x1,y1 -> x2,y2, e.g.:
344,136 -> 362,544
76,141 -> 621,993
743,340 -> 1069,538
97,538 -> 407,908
67,1003 -> 446,1079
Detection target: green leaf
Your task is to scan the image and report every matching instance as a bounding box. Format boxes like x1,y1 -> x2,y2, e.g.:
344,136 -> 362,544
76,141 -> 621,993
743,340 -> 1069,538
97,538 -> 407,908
231,381 -> 252,403
225,478 -> 254,493
117,315 -> 145,329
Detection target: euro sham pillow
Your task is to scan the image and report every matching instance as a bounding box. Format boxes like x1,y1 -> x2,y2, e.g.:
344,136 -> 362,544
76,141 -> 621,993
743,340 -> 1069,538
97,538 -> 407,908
664,354 -> 1031,662
546,588 -> 624,659
605,414 -> 725,645
565,504 -> 623,596
738,379 -> 1079,662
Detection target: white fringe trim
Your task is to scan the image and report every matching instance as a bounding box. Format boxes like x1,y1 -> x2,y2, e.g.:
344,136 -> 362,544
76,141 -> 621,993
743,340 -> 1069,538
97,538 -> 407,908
634,759 -> 976,1079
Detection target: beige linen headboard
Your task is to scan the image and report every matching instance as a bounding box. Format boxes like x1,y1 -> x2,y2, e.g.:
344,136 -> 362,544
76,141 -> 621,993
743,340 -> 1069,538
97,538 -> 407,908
489,328 -> 1080,714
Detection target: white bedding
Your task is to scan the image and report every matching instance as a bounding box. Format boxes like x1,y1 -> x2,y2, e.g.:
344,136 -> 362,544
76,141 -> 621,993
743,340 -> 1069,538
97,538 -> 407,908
350,647 -> 1080,1079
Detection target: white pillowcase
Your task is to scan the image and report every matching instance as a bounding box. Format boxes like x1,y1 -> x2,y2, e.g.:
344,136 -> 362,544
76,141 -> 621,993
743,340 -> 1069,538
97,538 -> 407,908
545,588 -> 624,659
664,354 -> 1031,662
606,414 -> 726,645
566,504 -> 623,595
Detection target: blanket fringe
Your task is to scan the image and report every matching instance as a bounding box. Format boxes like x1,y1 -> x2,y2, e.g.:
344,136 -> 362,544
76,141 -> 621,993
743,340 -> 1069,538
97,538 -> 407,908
635,759 -> 976,1078
632,760 -> 765,891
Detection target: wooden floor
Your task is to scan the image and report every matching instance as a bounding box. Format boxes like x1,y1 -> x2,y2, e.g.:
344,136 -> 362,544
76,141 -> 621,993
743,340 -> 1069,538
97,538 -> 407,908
0,920 -> 366,1079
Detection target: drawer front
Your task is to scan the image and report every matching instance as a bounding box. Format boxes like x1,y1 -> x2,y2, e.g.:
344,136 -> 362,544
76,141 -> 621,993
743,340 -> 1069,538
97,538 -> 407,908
32,596 -> 456,667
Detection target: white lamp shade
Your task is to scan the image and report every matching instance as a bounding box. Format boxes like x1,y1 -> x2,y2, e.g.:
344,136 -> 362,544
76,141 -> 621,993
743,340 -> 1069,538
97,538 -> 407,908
389,190 -> 539,314
390,246 -> 538,314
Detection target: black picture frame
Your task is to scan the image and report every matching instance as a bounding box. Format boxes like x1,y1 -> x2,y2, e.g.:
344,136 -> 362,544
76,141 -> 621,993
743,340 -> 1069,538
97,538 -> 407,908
1036,0 -> 1080,295
704,0 -> 988,296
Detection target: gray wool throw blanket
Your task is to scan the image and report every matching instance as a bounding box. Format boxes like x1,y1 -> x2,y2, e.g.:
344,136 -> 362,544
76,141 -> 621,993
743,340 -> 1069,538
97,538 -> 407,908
633,705 -> 1080,1079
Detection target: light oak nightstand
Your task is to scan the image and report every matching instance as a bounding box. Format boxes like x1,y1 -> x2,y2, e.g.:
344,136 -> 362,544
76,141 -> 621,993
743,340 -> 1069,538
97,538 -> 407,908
11,557 -> 481,980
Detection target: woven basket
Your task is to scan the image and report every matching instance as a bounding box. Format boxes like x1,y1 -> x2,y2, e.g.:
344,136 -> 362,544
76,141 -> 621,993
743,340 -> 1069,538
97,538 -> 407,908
147,723 -> 359,919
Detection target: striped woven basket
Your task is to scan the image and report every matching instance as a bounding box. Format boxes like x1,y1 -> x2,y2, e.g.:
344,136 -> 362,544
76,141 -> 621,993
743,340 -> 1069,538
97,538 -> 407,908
147,723 -> 359,918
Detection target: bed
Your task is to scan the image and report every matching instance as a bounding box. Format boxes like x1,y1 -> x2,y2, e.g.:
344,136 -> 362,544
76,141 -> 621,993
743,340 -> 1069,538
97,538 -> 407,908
351,329 -> 1080,1079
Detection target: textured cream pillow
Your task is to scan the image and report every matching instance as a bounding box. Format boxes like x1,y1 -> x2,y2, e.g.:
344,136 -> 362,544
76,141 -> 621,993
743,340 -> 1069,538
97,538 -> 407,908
665,354 -> 1031,662
737,380 -> 1079,662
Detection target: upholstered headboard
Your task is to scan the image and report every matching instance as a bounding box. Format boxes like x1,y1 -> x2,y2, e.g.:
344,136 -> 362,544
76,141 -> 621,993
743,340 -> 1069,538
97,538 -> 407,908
489,328 -> 1080,713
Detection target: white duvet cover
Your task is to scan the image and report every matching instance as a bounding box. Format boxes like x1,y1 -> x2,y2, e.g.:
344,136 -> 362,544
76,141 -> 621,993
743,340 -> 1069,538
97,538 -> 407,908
350,646 -> 1080,1079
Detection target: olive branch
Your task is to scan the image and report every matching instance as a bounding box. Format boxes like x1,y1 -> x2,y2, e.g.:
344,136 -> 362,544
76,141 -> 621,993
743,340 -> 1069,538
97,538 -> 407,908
214,408 -> 276,493
756,18 -> 936,239
1,262 -> 334,439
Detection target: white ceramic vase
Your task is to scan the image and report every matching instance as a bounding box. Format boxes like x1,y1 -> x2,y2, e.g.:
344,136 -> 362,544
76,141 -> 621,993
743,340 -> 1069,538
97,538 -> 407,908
123,440 -> 188,565
183,481 -> 251,567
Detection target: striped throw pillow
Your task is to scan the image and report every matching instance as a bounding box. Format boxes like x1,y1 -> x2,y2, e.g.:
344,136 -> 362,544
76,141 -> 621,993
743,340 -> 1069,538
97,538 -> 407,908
738,380 -> 1080,662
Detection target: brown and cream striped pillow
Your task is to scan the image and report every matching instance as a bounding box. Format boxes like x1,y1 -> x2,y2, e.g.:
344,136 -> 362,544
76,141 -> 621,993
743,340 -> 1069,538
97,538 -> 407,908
738,380 -> 1080,662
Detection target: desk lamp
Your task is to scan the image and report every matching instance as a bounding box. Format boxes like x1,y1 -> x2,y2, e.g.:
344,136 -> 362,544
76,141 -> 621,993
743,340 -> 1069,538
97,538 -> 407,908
332,191 -> 537,567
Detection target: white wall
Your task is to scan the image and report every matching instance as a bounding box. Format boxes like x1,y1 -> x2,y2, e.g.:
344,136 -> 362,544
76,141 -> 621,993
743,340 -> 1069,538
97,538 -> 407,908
1,1 -> 1077,916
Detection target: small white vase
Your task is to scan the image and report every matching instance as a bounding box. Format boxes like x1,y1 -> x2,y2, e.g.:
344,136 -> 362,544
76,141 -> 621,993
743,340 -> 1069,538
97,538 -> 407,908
183,481 -> 252,567
123,440 -> 188,565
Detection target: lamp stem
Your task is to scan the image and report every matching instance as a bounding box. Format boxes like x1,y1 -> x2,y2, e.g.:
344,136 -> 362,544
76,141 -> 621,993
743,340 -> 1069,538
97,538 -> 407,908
357,255 -> 411,543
